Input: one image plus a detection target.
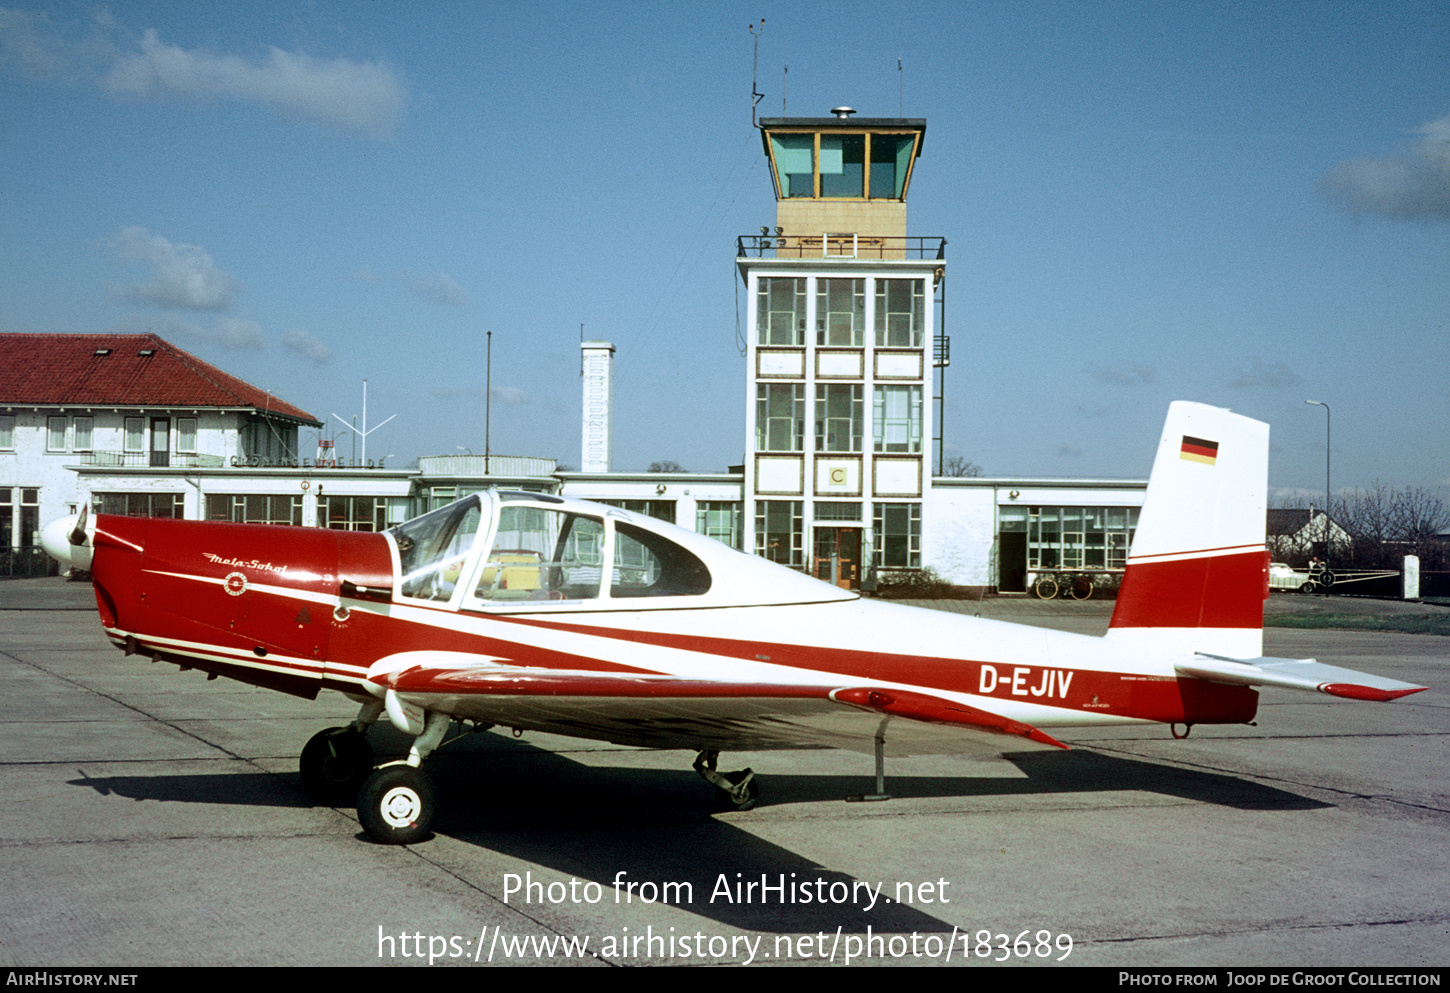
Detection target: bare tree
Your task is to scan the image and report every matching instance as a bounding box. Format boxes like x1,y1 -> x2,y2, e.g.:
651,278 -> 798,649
941,456 -> 983,478
1392,486 -> 1450,567
648,460 -> 686,473
1333,482 -> 1394,566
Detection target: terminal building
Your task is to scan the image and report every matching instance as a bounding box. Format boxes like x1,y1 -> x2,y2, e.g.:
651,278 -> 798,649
4,108 -> 1146,593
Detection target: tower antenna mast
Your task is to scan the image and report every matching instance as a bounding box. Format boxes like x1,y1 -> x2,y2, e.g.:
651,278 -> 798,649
749,19 -> 765,126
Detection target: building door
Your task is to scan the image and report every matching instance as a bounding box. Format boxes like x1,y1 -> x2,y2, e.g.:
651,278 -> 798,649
998,531 -> 1027,592
813,526 -> 861,590
149,418 -> 170,468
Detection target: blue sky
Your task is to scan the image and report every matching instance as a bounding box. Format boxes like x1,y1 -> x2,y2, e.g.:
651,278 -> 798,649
2,1 -> 1446,502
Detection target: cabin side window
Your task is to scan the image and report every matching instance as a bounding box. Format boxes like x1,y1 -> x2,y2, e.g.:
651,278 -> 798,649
610,522 -> 711,598
473,506 -> 605,603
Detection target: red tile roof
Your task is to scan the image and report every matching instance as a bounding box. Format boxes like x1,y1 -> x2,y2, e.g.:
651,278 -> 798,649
0,334 -> 321,426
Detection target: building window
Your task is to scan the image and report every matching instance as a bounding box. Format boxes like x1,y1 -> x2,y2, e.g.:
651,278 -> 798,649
73,417 -> 93,452
593,499 -> 676,525
869,134 -> 916,199
766,131 -> 918,201
815,384 -> 863,453
18,489 -> 39,548
47,417 -> 67,452
874,502 -> 921,568
176,418 -> 197,454
756,383 -> 804,452
206,494 -> 302,526
820,134 -> 865,198
696,501 -> 742,549
124,417 -> 144,453
755,500 -> 803,568
875,279 -> 924,347
768,134 -> 814,198
242,419 -> 299,462
0,489 -> 41,549
0,415 -> 13,450
757,277 -> 806,345
1008,505 -> 1140,572
814,501 -> 861,522
816,278 -> 864,346
324,496 -> 409,532
873,385 -> 922,453
96,492 -> 185,519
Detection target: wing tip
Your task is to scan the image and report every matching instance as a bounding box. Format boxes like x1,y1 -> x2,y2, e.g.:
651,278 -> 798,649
1321,683 -> 1428,702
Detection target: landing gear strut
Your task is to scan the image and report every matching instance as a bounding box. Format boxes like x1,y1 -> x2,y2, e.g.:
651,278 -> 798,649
356,708 -> 451,845
694,750 -> 758,810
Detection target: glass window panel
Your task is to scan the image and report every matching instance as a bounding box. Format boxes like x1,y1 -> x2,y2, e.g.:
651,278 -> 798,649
176,418 -> 197,453
872,385 -> 922,453
474,507 -> 602,603
816,278 -> 864,345
610,522 -> 710,598
769,134 -> 814,198
757,383 -> 803,452
757,277 -> 805,345
820,134 -> 864,197
869,134 -> 915,198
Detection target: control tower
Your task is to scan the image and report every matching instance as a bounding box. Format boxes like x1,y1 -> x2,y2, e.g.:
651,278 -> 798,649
737,108 -> 945,590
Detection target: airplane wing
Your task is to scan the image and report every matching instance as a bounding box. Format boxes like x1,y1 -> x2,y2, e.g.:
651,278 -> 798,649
369,654 -> 1068,757
1179,653 -> 1427,702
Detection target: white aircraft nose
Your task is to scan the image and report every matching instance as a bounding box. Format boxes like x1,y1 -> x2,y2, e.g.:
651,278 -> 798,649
41,515 -> 92,572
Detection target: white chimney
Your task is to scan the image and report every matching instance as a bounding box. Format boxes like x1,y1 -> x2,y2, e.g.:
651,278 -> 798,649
580,341 -> 615,473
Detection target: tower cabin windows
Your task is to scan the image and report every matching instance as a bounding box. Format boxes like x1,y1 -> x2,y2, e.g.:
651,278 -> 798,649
766,131 -> 920,200
757,277 -> 806,345
816,278 -> 864,346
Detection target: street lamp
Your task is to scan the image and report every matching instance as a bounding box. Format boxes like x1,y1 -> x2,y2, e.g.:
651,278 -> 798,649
1304,400 -> 1330,574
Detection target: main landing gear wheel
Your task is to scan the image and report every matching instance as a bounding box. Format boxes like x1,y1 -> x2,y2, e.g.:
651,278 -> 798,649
300,726 -> 374,803
358,763 -> 436,845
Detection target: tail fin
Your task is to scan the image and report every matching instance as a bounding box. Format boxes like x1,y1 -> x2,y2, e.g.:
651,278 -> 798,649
1107,401 -> 1269,657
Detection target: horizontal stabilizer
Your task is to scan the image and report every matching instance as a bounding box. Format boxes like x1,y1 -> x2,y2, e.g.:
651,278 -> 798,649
1178,653 -> 1427,702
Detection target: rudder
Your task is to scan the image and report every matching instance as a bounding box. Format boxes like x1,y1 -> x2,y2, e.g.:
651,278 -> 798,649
1107,402 -> 1269,658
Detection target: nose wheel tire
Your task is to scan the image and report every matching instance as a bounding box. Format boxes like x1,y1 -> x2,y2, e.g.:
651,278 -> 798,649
358,764 -> 436,845
300,727 -> 374,803
713,769 -> 759,811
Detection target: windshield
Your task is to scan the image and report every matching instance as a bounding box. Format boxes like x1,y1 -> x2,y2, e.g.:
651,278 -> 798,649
391,497 -> 486,602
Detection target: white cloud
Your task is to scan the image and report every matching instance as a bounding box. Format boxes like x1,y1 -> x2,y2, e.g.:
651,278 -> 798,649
1228,357 -> 1301,390
111,313 -> 265,351
409,273 -> 468,307
208,317 -> 266,350
1095,363 -> 1155,385
429,385 -> 530,405
357,267 -> 469,307
281,329 -> 333,364
103,29 -> 404,138
110,226 -> 239,311
1320,112 -> 1450,221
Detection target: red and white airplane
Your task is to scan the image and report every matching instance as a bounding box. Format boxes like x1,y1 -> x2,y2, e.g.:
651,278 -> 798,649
43,402 -> 1424,844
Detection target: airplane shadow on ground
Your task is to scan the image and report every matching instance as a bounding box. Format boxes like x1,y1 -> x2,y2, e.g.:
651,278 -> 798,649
65,730 -> 1330,934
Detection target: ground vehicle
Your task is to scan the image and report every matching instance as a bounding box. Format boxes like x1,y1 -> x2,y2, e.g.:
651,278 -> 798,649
1269,561 -> 1313,592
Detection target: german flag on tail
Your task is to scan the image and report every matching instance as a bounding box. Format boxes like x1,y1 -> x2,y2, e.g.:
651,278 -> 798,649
1180,436 -> 1219,465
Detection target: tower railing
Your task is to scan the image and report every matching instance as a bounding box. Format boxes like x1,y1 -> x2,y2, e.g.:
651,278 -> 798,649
737,234 -> 946,260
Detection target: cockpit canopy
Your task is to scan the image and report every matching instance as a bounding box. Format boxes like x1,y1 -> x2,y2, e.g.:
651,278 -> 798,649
388,491 -> 712,609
